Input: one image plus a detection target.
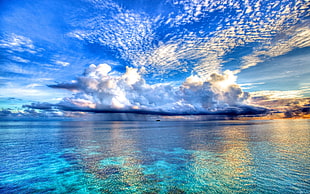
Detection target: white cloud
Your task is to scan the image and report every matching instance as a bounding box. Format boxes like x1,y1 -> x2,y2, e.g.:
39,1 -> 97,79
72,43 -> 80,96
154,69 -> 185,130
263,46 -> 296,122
250,90 -> 306,100
11,56 -> 30,63
0,81 -> 73,103
53,63 -> 251,114
55,60 -> 70,67
0,33 -> 37,53
2,64 -> 33,75
161,0 -> 310,77
26,83 -> 43,88
65,0 -> 309,81
68,4 -> 154,68
0,87 -> 46,98
239,82 -> 265,90
236,24 -> 310,73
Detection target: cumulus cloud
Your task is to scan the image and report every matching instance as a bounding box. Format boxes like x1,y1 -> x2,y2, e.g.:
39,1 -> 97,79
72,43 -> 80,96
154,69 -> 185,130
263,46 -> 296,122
46,63 -> 266,116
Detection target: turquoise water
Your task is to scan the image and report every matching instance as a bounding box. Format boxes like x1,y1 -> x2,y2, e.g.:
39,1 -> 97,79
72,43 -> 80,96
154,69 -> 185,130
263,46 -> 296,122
0,119 -> 309,193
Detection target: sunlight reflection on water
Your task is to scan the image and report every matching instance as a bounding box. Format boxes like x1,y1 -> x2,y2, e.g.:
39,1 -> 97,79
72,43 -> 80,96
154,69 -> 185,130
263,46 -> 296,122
0,119 -> 309,193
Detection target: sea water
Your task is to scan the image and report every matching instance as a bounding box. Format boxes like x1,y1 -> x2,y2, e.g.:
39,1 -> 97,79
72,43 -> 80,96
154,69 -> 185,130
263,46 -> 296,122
0,119 -> 309,193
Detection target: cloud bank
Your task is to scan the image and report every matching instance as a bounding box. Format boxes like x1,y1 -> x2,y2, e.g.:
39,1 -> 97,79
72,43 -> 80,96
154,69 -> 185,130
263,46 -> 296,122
46,63 -> 267,116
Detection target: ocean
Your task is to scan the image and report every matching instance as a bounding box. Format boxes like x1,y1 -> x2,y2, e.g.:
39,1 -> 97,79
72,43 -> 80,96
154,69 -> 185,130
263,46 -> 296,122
0,119 -> 309,193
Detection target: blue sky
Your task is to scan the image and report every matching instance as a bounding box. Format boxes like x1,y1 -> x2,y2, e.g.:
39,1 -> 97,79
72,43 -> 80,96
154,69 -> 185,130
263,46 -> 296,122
0,0 -> 309,118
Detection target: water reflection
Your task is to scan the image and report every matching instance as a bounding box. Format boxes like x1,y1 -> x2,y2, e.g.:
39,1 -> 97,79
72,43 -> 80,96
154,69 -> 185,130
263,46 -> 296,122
184,124 -> 255,192
248,120 -> 310,193
10,119 -> 307,193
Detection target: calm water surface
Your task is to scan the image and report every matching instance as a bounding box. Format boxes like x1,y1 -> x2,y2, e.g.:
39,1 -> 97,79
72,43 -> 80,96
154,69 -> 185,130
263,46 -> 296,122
0,119 -> 309,193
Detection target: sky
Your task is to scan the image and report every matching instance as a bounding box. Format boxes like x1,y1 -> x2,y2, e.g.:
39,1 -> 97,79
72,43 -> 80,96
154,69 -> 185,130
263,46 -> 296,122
0,0 -> 310,120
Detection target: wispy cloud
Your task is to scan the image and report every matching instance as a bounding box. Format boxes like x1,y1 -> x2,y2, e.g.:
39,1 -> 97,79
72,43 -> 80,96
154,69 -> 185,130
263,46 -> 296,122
11,56 -> 30,63
68,0 -> 154,67
0,33 -> 37,54
250,90 -> 306,100
64,0 -> 310,80
0,81 -> 73,104
239,82 -> 265,90
1,64 -> 34,75
25,83 -> 43,88
236,23 -> 310,73
55,60 -> 70,67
